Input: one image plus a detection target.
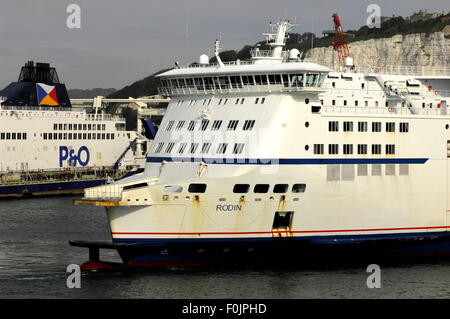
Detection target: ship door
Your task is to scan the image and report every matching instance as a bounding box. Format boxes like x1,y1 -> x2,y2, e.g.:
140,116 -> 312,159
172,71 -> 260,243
272,211 -> 294,238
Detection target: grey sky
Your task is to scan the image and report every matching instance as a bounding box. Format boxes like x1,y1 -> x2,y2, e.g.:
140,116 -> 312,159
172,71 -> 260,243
0,0 -> 448,89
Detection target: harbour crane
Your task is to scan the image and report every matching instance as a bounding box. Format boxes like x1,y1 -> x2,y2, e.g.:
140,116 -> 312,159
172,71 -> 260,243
332,13 -> 352,68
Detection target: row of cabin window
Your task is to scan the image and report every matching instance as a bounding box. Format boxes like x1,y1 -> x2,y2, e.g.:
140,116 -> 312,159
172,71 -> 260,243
327,99 -> 440,109
176,97 -> 266,107
161,73 -> 327,90
0,132 -> 27,140
183,183 -> 306,194
314,144 -> 395,155
166,119 -> 255,132
54,123 -> 107,131
154,142 -> 245,155
43,132 -> 115,140
328,121 -> 409,133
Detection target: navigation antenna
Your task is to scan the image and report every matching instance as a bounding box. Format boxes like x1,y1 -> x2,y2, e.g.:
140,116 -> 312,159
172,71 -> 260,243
262,19 -> 297,59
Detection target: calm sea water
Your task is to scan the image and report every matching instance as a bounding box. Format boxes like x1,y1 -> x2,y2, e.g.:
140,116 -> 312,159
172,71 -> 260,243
0,196 -> 449,299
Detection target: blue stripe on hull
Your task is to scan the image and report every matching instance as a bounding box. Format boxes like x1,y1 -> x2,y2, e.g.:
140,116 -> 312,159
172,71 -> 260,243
146,156 -> 429,165
112,231 -> 450,264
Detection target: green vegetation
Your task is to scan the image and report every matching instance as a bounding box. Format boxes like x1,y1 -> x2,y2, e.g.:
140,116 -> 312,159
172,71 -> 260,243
68,88 -> 116,98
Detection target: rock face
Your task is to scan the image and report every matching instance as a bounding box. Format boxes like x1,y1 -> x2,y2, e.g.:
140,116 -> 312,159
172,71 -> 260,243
304,32 -> 450,69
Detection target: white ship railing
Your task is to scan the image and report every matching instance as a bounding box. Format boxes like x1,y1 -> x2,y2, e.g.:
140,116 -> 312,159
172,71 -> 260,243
322,88 -> 450,98
158,84 -> 324,96
83,177 -> 159,201
334,65 -> 450,77
84,184 -> 123,201
0,106 -> 125,121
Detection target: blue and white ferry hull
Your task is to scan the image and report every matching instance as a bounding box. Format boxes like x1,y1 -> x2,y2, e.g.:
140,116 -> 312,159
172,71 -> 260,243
72,19 -> 450,268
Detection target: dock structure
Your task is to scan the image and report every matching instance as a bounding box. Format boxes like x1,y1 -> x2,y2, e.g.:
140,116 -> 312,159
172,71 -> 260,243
70,95 -> 169,135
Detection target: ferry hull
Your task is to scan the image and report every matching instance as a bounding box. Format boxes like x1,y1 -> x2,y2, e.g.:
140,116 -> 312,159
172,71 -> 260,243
105,233 -> 450,268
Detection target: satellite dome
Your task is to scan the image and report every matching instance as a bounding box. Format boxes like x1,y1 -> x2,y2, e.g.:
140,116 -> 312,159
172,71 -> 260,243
289,48 -> 300,60
199,54 -> 209,65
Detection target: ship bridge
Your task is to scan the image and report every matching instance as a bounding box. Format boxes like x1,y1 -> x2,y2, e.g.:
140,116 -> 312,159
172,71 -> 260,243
157,20 -> 331,97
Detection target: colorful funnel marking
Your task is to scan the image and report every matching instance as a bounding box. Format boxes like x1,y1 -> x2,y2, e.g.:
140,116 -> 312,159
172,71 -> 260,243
36,83 -> 59,106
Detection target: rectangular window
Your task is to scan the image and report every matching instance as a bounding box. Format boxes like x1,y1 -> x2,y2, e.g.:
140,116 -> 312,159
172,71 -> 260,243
166,120 -> 175,131
243,120 -> 255,131
200,120 -> 209,131
187,121 -> 196,131
227,120 -> 239,131
357,144 -> 368,155
232,143 -> 245,154
343,122 -> 353,132
343,144 -> 353,155
400,123 -> 409,133
233,184 -> 250,193
328,121 -> 339,132
175,121 -> 185,131
165,143 -> 175,153
189,143 -> 199,154
358,122 -> 368,132
273,184 -> 288,193
386,144 -> 395,155
201,143 -> 211,154
177,143 -> 187,154
314,144 -> 324,155
211,120 -> 223,131
372,122 -> 381,132
292,184 -> 306,193
386,122 -> 395,132
372,144 -> 381,154
216,143 -> 228,154
254,184 -> 269,193
328,144 -> 339,154
155,142 -> 164,153
188,183 -> 207,193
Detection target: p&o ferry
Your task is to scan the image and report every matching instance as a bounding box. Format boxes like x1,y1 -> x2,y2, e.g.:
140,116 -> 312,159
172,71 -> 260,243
0,61 -> 146,198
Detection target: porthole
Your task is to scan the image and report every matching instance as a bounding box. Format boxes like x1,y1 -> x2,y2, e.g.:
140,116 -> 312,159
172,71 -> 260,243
446,124 -> 449,130
305,122 -> 310,127
305,98 -> 310,104
305,145 -> 309,151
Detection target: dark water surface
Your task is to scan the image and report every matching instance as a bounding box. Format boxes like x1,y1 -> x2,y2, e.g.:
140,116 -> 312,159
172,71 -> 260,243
0,197 -> 449,299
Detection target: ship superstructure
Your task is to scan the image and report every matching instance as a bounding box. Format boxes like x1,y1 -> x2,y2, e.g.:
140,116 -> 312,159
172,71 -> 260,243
0,61 -> 145,197
73,20 -> 450,267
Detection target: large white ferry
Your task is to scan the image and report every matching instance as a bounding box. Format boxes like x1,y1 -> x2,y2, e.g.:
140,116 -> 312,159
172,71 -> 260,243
0,61 -> 146,197
73,20 -> 450,268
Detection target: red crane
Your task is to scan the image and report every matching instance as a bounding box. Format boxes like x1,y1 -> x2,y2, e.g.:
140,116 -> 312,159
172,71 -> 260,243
332,13 -> 351,67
